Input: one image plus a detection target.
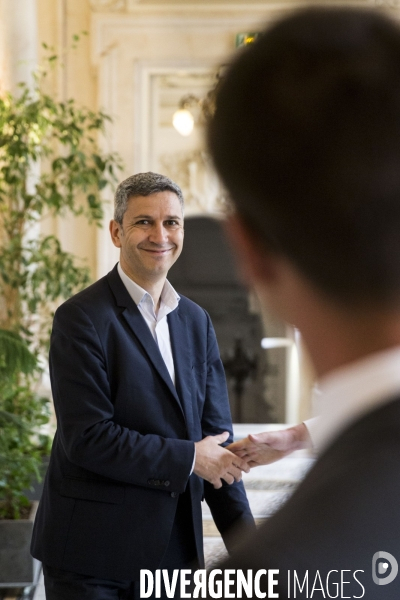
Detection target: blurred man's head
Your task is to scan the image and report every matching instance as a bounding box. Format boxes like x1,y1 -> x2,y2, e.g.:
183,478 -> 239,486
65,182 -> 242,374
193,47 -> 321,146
208,8 -> 400,310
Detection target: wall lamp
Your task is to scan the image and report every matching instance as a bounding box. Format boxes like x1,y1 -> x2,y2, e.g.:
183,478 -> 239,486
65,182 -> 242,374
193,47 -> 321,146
172,34 -> 260,138
172,94 -> 201,137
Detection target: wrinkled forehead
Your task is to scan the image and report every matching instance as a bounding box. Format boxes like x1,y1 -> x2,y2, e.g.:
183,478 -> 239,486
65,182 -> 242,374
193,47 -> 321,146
126,191 -> 184,218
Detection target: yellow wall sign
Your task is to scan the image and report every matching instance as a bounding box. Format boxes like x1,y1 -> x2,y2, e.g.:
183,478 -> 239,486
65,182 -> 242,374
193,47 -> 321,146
236,33 -> 260,48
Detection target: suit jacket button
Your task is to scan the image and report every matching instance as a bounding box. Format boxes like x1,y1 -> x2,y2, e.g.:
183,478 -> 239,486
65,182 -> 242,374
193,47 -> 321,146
165,481 -> 170,487
171,492 -> 177,498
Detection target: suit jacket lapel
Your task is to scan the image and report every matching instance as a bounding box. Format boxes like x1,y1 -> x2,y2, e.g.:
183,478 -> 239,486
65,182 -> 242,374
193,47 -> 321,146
168,307 -> 195,438
106,266 -> 184,418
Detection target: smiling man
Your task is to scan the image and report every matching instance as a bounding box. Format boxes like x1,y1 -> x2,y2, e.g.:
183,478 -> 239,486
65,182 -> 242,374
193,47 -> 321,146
112,188 -> 184,292
31,172 -> 253,600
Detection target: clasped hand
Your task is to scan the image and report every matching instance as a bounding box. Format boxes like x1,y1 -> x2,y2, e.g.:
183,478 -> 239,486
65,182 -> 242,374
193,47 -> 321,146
194,424 -> 312,488
193,432 -> 250,489
226,423 -> 312,468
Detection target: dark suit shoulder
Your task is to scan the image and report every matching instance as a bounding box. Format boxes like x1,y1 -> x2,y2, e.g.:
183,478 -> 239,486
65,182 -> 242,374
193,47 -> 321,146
176,294 -> 208,322
56,275 -> 112,315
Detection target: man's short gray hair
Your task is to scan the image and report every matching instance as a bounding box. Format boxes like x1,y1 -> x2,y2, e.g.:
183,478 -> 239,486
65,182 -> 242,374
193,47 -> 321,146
114,172 -> 184,224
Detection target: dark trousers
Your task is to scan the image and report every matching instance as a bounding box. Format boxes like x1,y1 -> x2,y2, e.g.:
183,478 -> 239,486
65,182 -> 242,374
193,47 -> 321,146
43,492 -> 198,600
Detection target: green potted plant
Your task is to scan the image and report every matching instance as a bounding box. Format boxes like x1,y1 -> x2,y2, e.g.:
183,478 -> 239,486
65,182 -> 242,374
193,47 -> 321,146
0,329 -> 47,588
0,55 -> 122,588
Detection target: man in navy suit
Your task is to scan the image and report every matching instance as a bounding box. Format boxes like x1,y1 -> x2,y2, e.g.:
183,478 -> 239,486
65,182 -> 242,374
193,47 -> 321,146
31,172 -> 254,599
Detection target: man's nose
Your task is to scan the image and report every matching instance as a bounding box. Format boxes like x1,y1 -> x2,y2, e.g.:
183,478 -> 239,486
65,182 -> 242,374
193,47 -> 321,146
148,223 -> 168,244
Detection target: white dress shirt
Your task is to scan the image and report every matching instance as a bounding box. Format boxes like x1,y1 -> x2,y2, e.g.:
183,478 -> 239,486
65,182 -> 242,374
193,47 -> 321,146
306,345 -> 400,453
117,263 -> 197,473
117,263 -> 180,385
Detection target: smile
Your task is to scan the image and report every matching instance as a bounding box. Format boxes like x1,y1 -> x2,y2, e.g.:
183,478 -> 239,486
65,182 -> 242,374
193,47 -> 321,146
141,248 -> 173,255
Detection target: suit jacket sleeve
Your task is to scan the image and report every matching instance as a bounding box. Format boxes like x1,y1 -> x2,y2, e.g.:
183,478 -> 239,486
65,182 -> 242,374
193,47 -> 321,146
49,300 -> 195,493
200,310 -> 255,552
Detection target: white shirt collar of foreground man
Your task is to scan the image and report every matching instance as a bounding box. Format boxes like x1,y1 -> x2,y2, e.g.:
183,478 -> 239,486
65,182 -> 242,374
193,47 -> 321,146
308,345 -> 400,453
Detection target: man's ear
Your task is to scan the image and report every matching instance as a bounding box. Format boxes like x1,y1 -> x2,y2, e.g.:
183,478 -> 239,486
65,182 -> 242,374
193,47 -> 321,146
224,214 -> 280,287
109,219 -> 123,249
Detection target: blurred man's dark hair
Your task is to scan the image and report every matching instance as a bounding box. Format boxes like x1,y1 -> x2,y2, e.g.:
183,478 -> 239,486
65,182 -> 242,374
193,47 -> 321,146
208,8 -> 400,307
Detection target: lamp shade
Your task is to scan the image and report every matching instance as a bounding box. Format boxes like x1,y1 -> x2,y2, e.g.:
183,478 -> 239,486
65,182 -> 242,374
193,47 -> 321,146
172,109 -> 194,136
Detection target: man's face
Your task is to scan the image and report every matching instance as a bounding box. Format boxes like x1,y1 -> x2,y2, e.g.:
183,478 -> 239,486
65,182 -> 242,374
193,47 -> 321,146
110,191 -> 184,285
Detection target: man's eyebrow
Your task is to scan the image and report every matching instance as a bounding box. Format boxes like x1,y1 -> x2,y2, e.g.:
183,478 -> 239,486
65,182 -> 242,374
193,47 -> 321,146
131,214 -> 182,220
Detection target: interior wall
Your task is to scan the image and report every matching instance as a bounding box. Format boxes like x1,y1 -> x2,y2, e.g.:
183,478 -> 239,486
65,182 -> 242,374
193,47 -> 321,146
32,0 -> 399,422
0,0 -> 38,93
34,0 -> 399,281
90,5 -> 286,278
37,0 -> 98,276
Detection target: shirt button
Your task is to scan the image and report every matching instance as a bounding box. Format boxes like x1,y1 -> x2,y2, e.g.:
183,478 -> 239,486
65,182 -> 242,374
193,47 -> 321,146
171,492 -> 177,498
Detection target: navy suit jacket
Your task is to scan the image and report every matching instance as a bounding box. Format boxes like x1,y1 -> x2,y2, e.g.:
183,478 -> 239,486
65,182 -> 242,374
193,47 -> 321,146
31,265 -> 254,581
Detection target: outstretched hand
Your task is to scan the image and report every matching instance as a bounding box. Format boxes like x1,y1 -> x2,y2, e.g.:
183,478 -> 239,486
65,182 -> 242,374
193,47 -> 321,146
227,423 -> 312,468
194,431 -> 250,489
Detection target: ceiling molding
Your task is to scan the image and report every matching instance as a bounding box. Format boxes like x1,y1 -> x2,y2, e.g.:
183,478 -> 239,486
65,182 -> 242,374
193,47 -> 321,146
90,0 -> 127,11
90,0 -> 400,16
125,0 -> 400,13
88,0 -> 400,14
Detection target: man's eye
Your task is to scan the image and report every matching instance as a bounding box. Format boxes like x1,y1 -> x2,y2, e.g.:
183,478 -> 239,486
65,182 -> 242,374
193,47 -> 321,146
166,220 -> 179,226
136,220 -> 150,225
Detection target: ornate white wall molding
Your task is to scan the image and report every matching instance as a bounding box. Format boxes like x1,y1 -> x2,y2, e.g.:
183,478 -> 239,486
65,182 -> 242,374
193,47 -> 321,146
90,0 -> 127,11
132,61 -> 215,170
120,0 -> 400,15
126,0 -> 301,12
160,149 -> 228,217
91,13 -> 277,66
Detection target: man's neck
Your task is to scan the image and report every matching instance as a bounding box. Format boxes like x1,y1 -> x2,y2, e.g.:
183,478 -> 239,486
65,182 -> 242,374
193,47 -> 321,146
254,256 -> 400,380
119,263 -> 166,312
301,304 -> 400,379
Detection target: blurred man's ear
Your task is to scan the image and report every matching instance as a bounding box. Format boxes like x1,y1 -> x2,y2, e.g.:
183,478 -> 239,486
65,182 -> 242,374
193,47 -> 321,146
224,214 -> 280,287
225,214 -> 310,327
